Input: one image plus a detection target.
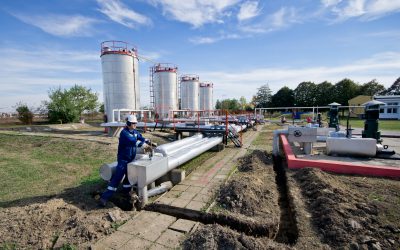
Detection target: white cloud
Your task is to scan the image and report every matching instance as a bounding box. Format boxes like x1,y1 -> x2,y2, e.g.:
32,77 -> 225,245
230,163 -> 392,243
321,0 -> 343,7
0,48 -> 99,74
11,14 -> 98,37
0,47 -> 101,111
97,0 -> 151,28
322,0 -> 400,21
240,6 -> 300,34
189,33 -> 240,44
151,0 -> 240,27
237,1 -> 261,21
197,51 -> 400,101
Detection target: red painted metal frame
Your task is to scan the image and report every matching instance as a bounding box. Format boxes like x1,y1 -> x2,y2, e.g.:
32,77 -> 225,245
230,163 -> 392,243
279,134 -> 400,178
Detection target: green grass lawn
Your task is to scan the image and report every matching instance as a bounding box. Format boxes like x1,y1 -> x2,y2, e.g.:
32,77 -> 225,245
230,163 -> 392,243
340,118 -> 400,131
0,134 -> 115,205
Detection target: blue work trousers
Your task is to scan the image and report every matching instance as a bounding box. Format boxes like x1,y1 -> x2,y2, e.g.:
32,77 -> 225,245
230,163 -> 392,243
101,159 -> 132,201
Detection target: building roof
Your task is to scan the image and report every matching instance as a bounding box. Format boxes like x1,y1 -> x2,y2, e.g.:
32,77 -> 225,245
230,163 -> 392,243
348,95 -> 372,104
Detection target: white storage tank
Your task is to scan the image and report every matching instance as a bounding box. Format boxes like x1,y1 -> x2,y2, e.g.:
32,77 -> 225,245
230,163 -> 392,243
152,63 -> 178,118
199,82 -> 213,111
180,74 -> 199,111
101,41 -> 140,122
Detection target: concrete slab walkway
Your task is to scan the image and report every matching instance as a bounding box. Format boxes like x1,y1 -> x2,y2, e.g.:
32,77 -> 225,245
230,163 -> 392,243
92,128 -> 260,250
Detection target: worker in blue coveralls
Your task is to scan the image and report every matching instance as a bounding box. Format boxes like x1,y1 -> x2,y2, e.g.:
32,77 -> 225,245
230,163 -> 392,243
99,114 -> 149,207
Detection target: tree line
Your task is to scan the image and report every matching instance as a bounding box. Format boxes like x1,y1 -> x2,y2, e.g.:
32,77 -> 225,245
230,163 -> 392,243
216,77 -> 400,111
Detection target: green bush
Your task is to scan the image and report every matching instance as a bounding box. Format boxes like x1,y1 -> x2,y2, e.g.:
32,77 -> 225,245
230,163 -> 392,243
15,103 -> 33,125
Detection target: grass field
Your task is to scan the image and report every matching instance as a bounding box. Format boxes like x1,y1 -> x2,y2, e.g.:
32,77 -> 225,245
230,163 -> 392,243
340,118 -> 400,131
0,134 -> 115,205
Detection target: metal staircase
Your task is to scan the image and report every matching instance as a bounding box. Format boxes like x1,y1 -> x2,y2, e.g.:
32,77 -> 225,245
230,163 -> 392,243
228,126 -> 242,147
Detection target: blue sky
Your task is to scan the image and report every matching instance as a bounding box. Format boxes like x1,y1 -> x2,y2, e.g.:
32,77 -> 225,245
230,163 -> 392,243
1,0 -> 399,112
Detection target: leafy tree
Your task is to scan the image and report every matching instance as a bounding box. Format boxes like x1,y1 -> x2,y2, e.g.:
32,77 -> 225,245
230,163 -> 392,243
46,85 -> 98,123
359,79 -> 385,96
271,86 -> 294,107
253,84 -> 272,108
220,98 -> 240,111
15,102 -> 33,125
380,77 -> 400,95
215,99 -> 221,109
332,78 -> 360,106
99,103 -> 105,113
294,81 -> 316,106
314,81 -> 334,106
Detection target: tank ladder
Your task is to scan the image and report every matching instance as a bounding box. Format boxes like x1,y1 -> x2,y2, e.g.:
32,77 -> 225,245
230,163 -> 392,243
149,67 -> 155,108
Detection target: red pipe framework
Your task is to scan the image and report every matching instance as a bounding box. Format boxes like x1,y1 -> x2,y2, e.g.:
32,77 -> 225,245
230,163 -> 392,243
279,134 -> 400,178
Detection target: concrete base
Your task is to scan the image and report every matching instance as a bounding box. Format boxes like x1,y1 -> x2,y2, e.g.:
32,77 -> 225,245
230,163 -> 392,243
175,132 -> 183,140
155,169 -> 186,186
170,169 -> 186,185
210,143 -> 225,152
156,174 -> 171,185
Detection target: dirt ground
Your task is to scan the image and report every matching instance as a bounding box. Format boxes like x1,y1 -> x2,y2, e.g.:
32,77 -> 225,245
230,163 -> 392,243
0,188 -> 136,249
292,167 -> 400,250
184,150 -> 291,249
184,148 -> 400,249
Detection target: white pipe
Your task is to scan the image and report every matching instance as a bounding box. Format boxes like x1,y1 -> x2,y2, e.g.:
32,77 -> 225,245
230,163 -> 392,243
155,133 -> 203,156
100,162 -> 118,181
162,137 -> 210,159
148,181 -> 173,197
326,138 -> 376,157
272,129 -> 289,156
167,137 -> 223,169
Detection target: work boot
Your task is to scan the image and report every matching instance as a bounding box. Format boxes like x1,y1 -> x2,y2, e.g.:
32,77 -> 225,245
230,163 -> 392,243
97,198 -> 107,208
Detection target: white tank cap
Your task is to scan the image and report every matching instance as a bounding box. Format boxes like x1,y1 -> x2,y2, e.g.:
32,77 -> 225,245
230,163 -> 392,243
126,114 -> 138,123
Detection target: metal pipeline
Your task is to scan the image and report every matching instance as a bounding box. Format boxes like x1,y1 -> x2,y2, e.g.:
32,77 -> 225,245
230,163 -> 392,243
167,136 -> 223,169
148,181 -> 173,197
155,133 -> 203,156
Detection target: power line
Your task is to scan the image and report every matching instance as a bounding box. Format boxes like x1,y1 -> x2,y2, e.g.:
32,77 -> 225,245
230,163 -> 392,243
137,54 -> 157,64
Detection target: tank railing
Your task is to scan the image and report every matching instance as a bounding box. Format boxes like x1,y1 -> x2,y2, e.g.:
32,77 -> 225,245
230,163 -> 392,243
180,74 -> 200,81
199,82 -> 213,87
153,63 -> 178,72
101,40 -> 137,55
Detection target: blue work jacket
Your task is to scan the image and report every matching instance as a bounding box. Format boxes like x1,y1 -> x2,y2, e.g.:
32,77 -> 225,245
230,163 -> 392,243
117,127 -> 145,162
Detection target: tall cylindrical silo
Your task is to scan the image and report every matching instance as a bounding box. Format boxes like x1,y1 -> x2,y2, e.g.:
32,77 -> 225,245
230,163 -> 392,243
199,82 -> 213,111
101,41 -> 140,122
152,63 -> 178,119
180,74 -> 199,111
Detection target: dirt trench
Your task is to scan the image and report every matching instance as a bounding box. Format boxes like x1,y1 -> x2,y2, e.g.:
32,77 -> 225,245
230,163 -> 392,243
178,150 -> 300,249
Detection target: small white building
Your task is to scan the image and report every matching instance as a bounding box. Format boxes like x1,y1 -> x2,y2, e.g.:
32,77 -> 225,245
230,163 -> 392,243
374,95 -> 400,120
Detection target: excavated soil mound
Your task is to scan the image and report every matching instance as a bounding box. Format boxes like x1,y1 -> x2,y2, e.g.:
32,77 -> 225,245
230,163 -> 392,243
217,150 -> 279,225
184,150 -> 285,249
293,167 -> 400,250
0,198 -> 134,249
183,224 -> 292,250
